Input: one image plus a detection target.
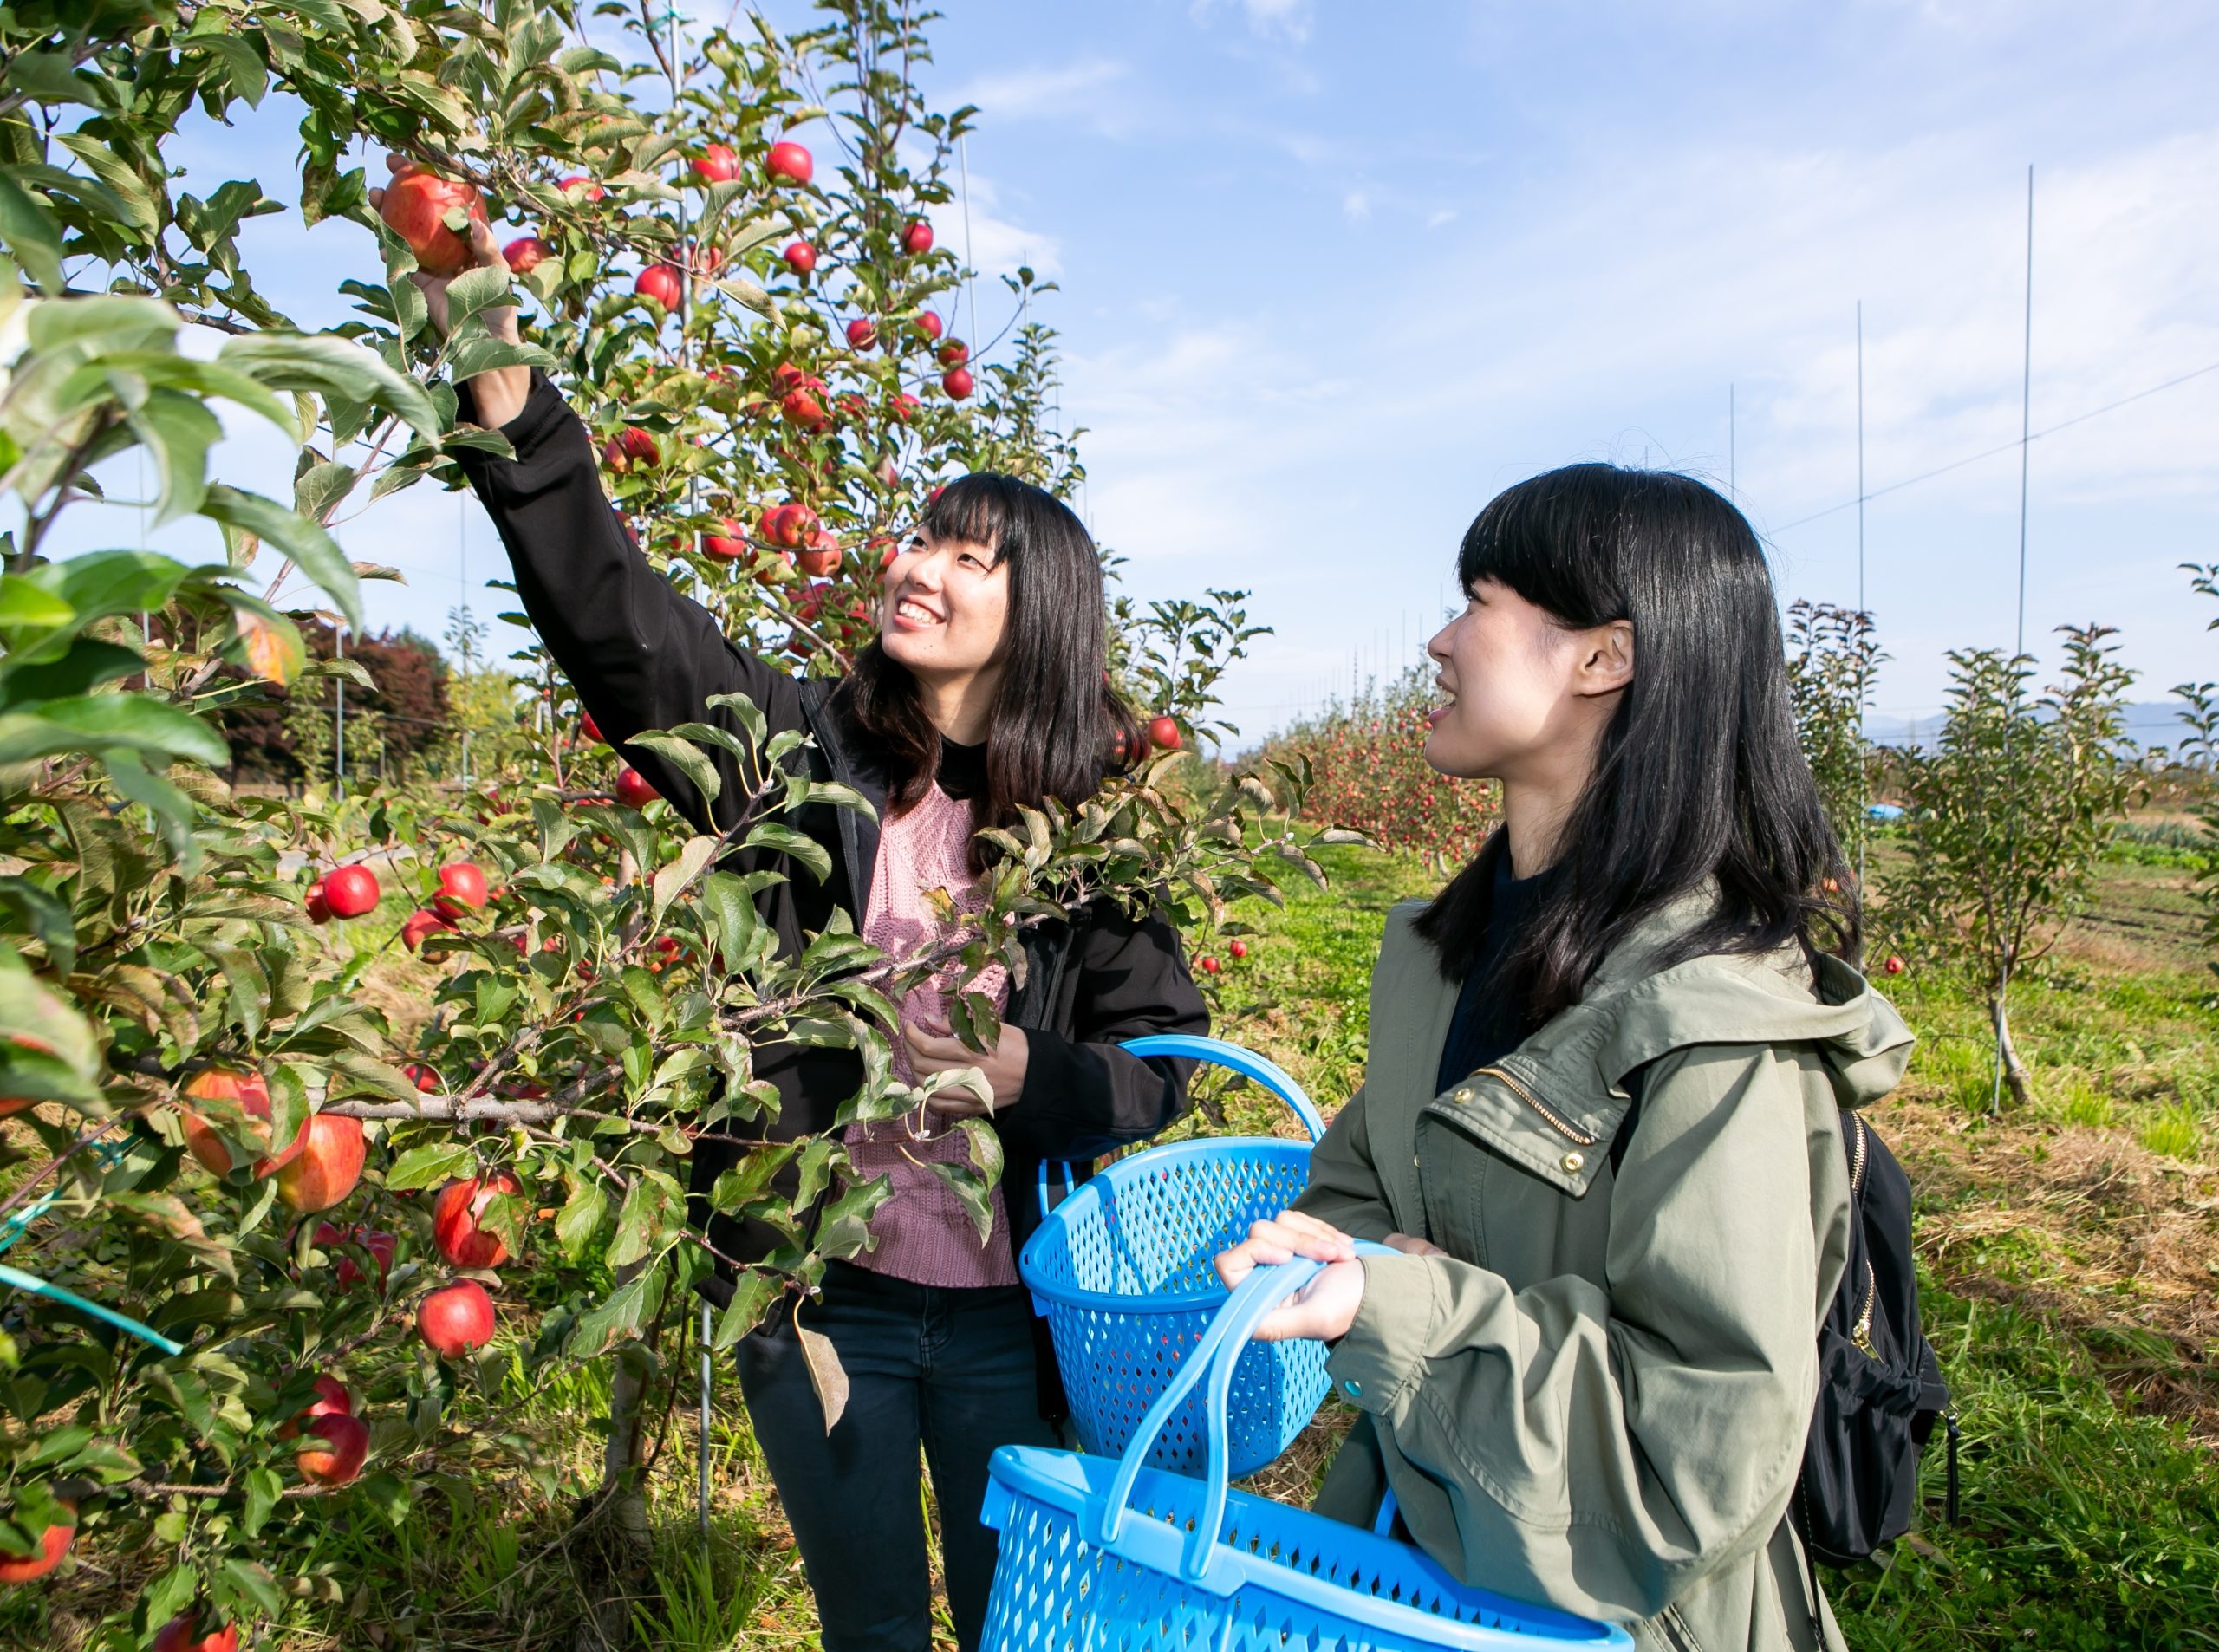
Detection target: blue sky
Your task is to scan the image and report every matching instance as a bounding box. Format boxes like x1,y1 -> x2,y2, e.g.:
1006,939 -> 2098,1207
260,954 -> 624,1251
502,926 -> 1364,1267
52,0 -> 2219,749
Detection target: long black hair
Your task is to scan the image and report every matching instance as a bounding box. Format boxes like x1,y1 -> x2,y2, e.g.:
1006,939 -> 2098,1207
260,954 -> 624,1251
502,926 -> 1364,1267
1414,463 -> 1855,1022
841,472 -> 1144,871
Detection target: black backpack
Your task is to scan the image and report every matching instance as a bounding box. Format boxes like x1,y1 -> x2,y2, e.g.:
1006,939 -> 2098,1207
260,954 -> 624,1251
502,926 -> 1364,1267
1610,1098 -> 1957,1580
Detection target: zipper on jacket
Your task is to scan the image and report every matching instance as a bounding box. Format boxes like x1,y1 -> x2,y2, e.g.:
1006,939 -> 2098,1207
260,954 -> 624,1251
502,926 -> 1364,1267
1846,1112 -> 1870,1194
1852,1258 -> 1878,1357
1470,1064 -> 1598,1147
1657,1602 -> 1707,1652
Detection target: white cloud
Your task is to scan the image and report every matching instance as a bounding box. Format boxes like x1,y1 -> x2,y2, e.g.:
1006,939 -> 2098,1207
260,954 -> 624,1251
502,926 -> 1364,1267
1342,190 -> 1369,220
922,163 -> 1064,284
953,57 -> 1131,133
1427,208 -> 1458,230
1194,0 -> 1313,42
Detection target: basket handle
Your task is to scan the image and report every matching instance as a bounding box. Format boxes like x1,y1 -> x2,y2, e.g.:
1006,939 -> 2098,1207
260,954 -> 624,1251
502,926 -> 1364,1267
1037,1034 -> 1328,1221
1090,1239 -> 1396,1584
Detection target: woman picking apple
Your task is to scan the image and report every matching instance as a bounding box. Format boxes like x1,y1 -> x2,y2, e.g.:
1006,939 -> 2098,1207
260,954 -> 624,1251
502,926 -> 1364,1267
368,157 -> 1207,1652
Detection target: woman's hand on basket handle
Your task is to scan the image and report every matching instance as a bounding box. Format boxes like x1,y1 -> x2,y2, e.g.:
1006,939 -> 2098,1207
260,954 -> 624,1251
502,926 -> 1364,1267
367,155 -> 530,429
1214,1216 -> 1448,1341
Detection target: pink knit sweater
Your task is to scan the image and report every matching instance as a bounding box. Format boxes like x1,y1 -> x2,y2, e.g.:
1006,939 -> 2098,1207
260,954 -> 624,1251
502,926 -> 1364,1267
842,782 -> 1018,1287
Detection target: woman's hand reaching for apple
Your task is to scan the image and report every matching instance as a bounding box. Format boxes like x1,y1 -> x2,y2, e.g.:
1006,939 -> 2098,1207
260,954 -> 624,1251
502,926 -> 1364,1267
368,154 -> 530,430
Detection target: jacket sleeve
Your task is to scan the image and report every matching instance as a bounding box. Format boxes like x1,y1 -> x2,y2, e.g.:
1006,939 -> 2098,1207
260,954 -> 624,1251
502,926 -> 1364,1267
1322,1043 -> 1820,1621
998,904 -> 1209,1162
1288,1086 -> 1398,1243
449,370 -> 806,837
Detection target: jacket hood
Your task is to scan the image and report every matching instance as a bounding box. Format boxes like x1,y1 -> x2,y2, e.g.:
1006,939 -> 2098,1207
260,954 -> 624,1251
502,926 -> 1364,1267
1486,884 -> 1915,1131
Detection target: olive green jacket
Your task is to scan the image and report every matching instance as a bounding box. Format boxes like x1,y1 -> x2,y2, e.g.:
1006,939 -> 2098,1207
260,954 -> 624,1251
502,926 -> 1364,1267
1295,895 -> 1913,1652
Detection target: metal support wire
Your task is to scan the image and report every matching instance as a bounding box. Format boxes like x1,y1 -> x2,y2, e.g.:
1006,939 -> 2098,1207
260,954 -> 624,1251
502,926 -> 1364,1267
699,1300 -> 713,1538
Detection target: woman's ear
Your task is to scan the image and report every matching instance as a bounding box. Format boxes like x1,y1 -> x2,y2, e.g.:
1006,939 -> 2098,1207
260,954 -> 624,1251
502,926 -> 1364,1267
1573,619 -> 1635,699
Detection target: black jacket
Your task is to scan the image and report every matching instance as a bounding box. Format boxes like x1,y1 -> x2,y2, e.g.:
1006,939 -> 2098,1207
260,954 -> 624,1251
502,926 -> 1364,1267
449,372 -> 1208,1313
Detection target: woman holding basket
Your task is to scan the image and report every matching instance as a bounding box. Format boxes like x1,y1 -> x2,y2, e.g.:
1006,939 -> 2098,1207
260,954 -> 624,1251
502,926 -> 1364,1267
1217,465 -> 1910,1652
375,160 -> 1207,1652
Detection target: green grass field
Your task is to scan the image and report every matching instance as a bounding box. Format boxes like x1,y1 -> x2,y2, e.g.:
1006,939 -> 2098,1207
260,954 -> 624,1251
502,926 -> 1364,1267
13,842 -> 2217,1649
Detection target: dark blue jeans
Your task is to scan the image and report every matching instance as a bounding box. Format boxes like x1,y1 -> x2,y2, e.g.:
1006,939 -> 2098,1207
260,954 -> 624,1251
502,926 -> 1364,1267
736,1259 -> 1062,1652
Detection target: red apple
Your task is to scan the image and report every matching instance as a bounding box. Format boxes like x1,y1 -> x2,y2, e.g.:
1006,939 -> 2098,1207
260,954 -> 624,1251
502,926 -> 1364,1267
0,1097 -> 35,1120
782,239 -> 817,276
615,768 -> 660,809
693,142 -> 739,184
901,219 -> 934,255
277,1372 -> 354,1438
1149,716 -> 1181,751
0,1501 -> 73,1584
556,174 -> 605,202
781,386 -> 828,430
845,317 -> 878,352
798,537 -> 842,576
152,1610 -> 239,1652
322,864 -> 380,919
400,907 -> 455,953
581,710 -> 603,744
316,1222 -> 395,1291
401,1062 -> 440,1094
888,392 -> 920,423
634,263 -> 683,310
941,367 -> 973,400
765,140 -> 813,185
180,1070 -> 299,1178
274,1113 -> 367,1213
602,427 -> 660,472
1884,955 -> 1905,976
418,1279 -> 496,1358
304,879 -> 332,924
915,311 -> 943,342
433,861 -> 489,920
378,170 -> 486,277
433,1173 -> 521,1270
1199,955 -> 1221,975
503,235 -> 551,275
1228,940 -> 1249,959
938,339 -> 968,367
701,519 -> 748,559
296,1409 -> 369,1488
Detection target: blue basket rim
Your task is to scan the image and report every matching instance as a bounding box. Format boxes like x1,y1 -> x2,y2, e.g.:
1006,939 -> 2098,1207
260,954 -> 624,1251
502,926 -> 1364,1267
1018,1135 -> 1316,1314
985,1444 -> 1633,1649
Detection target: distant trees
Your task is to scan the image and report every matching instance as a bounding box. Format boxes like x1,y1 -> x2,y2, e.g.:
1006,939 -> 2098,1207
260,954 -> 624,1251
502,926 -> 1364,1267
218,625 -> 452,786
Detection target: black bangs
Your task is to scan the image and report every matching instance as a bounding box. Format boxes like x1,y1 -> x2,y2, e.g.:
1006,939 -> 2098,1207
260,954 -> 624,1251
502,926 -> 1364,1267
1455,462 -> 1630,628
919,472 -> 1022,563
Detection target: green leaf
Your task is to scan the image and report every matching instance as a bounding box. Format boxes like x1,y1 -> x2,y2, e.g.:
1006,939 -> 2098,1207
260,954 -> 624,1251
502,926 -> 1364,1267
924,1157 -> 997,1246
241,1466 -> 283,1538
0,173 -> 62,293
0,638 -> 140,711
652,835 -> 719,928
710,1272 -> 781,1350
812,1172 -> 892,1260
29,550 -> 188,632
447,335 -> 557,383
201,485 -> 361,630
106,750 -> 202,877
699,871 -> 761,973
703,690 -> 768,747
0,692 -> 228,768
385,1141 -> 475,1193
606,1171 -> 686,1270
217,331 -> 441,441
442,265 -> 516,332
127,387 -> 224,527
292,459 -> 358,523
0,576 -> 73,630
554,1180 -> 607,1261
217,1557 -> 287,1620
565,1267 -> 658,1360
624,732 -> 720,806
742,822 -> 831,882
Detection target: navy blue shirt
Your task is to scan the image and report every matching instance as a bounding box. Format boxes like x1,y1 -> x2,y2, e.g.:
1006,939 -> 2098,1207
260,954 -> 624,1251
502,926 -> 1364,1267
1434,846 -> 1552,1094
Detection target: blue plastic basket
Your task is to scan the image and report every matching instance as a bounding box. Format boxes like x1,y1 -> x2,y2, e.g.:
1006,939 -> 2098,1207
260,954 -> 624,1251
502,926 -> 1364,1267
980,1256 -> 1636,1651
1020,1034 -> 1331,1479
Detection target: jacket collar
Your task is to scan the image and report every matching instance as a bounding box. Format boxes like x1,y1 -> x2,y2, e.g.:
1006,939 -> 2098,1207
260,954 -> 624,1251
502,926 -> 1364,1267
1386,883 -> 1913,1202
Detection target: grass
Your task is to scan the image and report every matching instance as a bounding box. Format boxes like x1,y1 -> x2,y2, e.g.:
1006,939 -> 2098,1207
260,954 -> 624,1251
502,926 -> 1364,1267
11,842 -> 2219,1648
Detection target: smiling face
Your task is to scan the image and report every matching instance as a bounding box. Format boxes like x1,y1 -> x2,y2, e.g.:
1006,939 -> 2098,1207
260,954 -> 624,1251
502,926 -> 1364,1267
878,529 -> 1012,686
1422,576 -> 1630,786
